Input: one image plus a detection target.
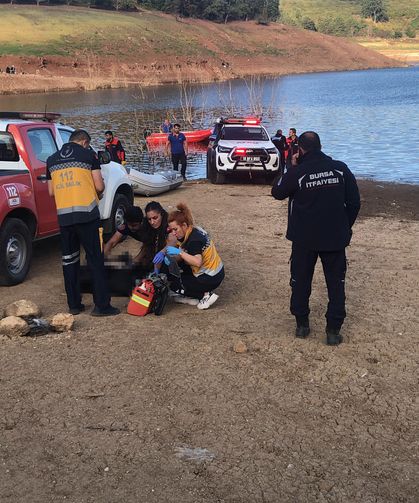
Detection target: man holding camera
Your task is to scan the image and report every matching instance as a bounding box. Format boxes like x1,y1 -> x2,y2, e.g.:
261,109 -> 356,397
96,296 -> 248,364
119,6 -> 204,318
271,131 -> 360,345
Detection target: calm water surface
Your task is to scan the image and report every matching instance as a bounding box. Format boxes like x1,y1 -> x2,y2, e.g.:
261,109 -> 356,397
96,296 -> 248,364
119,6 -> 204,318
1,66 -> 418,183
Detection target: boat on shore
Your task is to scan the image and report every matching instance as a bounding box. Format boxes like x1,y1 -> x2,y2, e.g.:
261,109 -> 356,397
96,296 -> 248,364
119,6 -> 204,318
145,129 -> 212,145
128,168 -> 183,196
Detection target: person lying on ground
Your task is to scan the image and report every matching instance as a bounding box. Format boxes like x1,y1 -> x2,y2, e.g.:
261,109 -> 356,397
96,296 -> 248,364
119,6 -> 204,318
153,202 -> 224,310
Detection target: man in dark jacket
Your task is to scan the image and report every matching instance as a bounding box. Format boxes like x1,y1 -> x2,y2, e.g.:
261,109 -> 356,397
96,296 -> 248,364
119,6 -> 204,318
104,130 -> 126,165
271,131 -> 360,345
271,129 -> 288,173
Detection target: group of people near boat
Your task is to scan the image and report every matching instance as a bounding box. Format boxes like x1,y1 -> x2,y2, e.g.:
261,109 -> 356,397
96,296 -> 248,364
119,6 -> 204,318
46,129 -> 224,317
47,126 -> 360,345
105,123 -> 189,180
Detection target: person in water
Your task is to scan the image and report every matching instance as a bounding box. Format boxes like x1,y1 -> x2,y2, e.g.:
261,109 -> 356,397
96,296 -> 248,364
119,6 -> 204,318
154,202 -> 224,310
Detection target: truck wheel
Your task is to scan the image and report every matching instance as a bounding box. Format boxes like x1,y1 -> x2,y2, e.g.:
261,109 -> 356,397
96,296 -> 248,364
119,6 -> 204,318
0,218 -> 33,286
208,156 -> 226,185
109,193 -> 131,236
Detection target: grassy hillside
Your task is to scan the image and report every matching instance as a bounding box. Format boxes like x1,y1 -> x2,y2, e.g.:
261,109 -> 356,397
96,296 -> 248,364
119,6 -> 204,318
280,0 -> 418,37
0,7 -> 201,57
0,5 -> 403,94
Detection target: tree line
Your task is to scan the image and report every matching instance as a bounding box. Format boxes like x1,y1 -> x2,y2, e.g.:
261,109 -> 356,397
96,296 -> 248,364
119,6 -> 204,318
0,0 -> 280,23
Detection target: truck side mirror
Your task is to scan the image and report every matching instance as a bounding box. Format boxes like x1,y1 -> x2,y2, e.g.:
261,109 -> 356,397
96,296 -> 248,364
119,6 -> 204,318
208,134 -> 216,142
98,150 -> 111,164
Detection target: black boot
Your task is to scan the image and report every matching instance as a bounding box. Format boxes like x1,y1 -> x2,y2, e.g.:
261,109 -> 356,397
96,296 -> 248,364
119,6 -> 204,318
326,327 -> 342,345
295,316 -> 310,338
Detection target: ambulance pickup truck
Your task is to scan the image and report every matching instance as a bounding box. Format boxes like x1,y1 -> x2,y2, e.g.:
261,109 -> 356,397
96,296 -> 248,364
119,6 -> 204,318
0,112 -> 133,286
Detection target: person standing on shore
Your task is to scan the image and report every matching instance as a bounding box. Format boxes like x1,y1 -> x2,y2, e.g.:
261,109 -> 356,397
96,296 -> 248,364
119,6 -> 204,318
160,119 -> 173,133
166,123 -> 188,180
271,131 -> 360,345
104,130 -> 126,165
285,128 -> 298,170
47,129 -> 120,317
271,129 -> 288,173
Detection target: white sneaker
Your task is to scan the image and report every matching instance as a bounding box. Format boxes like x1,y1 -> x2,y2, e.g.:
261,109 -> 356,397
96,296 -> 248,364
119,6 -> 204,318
173,295 -> 200,306
197,292 -> 219,310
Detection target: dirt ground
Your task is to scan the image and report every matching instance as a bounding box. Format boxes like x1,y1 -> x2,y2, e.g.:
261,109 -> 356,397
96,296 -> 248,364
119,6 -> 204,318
0,179 -> 418,502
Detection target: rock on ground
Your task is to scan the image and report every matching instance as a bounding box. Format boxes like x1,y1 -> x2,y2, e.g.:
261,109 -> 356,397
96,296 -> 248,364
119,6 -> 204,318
50,313 -> 74,332
0,316 -> 30,338
233,340 -> 248,353
4,300 -> 41,319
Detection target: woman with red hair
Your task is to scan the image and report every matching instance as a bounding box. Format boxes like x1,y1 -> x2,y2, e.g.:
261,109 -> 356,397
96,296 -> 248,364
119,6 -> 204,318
164,202 -> 224,310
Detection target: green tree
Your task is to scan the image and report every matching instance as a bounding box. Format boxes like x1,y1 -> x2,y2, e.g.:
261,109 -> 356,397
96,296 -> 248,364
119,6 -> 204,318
360,0 -> 389,23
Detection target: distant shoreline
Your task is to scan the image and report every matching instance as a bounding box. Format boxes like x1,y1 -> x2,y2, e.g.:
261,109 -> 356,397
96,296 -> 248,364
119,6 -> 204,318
0,62 -> 406,96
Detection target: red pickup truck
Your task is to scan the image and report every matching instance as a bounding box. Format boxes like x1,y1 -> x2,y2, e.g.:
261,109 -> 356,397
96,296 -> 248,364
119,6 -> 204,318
0,112 -> 133,286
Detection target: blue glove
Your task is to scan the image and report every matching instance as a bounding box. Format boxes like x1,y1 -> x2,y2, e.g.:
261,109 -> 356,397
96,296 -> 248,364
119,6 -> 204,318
164,256 -> 171,266
153,251 -> 165,264
166,246 -> 181,256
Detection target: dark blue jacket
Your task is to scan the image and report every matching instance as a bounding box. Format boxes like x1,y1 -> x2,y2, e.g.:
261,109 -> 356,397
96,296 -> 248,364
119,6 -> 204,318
271,150 -> 360,251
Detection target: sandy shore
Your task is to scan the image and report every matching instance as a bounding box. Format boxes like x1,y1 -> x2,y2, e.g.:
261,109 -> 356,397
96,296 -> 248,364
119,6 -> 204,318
0,179 -> 418,502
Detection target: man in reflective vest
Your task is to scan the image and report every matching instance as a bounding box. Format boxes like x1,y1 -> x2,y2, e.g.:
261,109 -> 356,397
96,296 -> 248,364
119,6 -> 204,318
104,130 -> 126,165
47,129 -> 120,316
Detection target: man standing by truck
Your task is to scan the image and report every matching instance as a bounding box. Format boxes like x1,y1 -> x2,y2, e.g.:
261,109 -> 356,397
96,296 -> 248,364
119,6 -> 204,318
47,129 -> 120,317
104,130 -> 126,165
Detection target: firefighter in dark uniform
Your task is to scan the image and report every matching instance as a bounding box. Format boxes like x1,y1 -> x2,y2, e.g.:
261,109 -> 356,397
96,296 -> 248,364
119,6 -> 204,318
47,129 -> 120,316
271,131 -> 360,345
271,129 -> 288,174
104,130 -> 126,165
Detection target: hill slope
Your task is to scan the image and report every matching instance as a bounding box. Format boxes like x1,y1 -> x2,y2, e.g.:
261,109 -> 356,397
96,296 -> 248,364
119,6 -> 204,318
0,6 -> 401,94
280,0 -> 418,34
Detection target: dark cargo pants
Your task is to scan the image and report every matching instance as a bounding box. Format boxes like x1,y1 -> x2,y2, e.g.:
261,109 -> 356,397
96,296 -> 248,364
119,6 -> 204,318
60,219 -> 110,310
290,242 -> 347,330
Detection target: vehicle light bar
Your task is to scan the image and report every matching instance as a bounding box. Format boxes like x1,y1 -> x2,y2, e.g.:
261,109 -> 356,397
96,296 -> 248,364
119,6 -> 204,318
0,111 -> 62,122
235,148 -> 247,155
223,116 -> 262,125
244,119 -> 261,125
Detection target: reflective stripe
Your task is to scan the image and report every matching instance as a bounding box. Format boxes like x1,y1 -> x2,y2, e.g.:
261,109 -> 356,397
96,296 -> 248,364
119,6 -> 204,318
194,262 -> 224,277
62,250 -> 80,260
131,294 -> 151,307
57,200 -> 98,215
62,257 -> 80,266
48,161 -> 93,173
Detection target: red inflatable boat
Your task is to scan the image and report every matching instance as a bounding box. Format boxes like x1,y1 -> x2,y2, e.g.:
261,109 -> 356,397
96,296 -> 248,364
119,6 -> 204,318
146,129 -> 212,145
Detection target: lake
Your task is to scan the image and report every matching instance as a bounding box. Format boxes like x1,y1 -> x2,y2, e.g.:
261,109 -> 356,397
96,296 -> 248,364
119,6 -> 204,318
1,65 -> 418,184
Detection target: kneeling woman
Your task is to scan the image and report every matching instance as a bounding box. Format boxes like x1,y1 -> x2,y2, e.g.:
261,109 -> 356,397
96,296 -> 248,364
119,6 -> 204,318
166,202 -> 224,310
137,201 -> 169,270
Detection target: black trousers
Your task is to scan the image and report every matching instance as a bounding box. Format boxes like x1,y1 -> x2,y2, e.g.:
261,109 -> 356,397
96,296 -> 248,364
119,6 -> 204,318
171,153 -> 187,177
170,269 -> 225,300
290,243 -> 347,330
60,219 -> 110,310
